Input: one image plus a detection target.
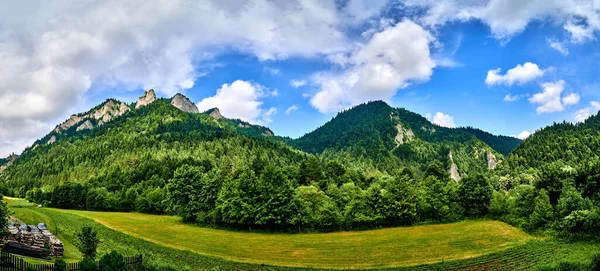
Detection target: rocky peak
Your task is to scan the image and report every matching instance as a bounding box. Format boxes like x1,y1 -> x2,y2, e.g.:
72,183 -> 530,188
53,99 -> 130,133
208,108 -> 224,119
136,89 -> 156,108
170,93 -> 199,113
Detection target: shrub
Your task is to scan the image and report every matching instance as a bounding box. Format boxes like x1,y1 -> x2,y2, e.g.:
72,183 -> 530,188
99,251 -> 126,271
80,257 -> 99,271
591,253 -> 600,271
53,258 -> 67,271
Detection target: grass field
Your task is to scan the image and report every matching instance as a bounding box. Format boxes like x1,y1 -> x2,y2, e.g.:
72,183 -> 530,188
5,198 -> 600,270
57,209 -> 530,269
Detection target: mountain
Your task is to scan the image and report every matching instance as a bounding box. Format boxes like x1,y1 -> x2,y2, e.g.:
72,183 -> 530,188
455,127 -> 521,156
0,97 -> 525,232
292,101 -> 512,179
508,112 -> 600,169
1,95 -> 303,198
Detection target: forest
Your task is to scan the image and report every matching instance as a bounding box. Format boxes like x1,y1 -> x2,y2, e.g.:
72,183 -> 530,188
2,99 -> 600,237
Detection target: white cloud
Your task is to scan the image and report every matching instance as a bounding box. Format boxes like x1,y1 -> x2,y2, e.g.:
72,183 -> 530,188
562,92 -> 580,106
429,112 -> 456,128
504,93 -> 527,102
196,80 -> 277,125
0,0 -> 389,155
529,80 -> 579,114
574,101 -> 600,122
514,130 -> 532,140
310,19 -> 436,113
402,0 -> 600,42
485,62 -> 545,86
547,39 -> 569,55
264,67 -> 280,75
290,80 -> 307,88
285,105 -> 299,115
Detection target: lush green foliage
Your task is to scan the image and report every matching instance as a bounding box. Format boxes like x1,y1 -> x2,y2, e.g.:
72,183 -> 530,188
456,127 -> 521,156
76,225 -> 100,259
488,112 -> 600,238
0,100 -> 508,232
98,251 -> 126,271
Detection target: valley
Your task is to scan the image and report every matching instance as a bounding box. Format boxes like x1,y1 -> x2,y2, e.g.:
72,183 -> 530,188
2,93 -> 600,270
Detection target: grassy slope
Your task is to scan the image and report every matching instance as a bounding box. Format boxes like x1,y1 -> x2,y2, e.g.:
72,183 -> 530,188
6,200 -> 600,270
57,210 -> 531,269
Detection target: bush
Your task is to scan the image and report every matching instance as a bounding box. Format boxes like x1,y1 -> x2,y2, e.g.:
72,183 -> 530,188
80,257 -> 99,271
53,258 -> 67,271
99,251 -> 126,271
535,261 -> 586,271
591,253 -> 600,271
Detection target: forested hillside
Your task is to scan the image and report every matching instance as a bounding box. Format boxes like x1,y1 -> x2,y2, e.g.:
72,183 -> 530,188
0,98 -> 507,232
484,111 -> 600,238
456,127 -> 521,156
292,101 -> 508,178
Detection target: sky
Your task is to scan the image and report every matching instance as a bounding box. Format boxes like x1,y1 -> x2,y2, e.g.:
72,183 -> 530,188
1,0 -> 600,157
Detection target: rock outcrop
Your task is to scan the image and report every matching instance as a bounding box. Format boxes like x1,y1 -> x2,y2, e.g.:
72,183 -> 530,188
46,136 -> 56,145
54,100 -> 130,133
487,152 -> 498,169
136,89 -> 156,108
449,151 -> 461,181
54,115 -> 84,132
394,123 -> 415,146
76,120 -> 93,131
170,93 -> 199,113
93,100 -> 130,125
0,154 -> 18,173
208,108 -> 224,119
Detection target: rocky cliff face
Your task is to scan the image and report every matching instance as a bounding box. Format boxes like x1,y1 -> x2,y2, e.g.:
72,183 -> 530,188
487,152 -> 498,169
394,123 -> 415,146
53,100 -> 130,133
136,89 -> 156,108
449,151 -> 461,181
94,100 -> 130,125
76,120 -> 94,131
170,93 -> 199,113
208,108 -> 224,119
0,154 -> 18,173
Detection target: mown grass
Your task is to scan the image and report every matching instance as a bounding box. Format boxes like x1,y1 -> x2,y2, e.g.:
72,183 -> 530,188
6,200 -> 600,270
57,209 -> 530,269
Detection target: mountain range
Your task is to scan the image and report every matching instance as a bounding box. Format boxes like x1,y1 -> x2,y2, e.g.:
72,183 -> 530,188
0,91 -> 520,182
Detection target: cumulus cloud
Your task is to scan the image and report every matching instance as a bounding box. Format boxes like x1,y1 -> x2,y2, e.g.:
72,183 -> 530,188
290,80 -> 307,88
196,80 -> 278,125
514,130 -> 532,140
285,105 -> 299,115
310,19 -> 436,113
402,0 -> 600,41
574,101 -> 600,122
529,80 -> 579,114
485,62 -> 545,86
428,112 -> 456,128
0,0 -> 388,155
548,39 -> 569,55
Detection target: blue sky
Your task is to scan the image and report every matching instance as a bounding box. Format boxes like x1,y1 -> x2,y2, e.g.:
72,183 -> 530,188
2,0 -> 600,156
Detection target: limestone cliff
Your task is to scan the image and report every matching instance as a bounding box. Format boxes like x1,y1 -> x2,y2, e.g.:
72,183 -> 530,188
170,93 -> 199,113
136,89 -> 156,108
